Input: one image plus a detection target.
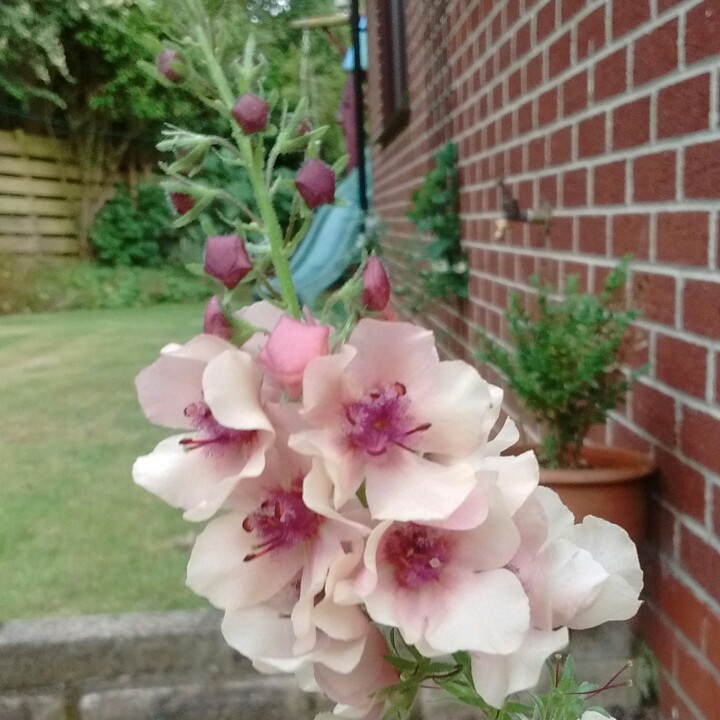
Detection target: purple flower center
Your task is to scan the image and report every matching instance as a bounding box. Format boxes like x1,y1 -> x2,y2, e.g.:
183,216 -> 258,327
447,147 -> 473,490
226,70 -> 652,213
383,523 -> 451,590
242,483 -> 323,561
180,401 -> 256,453
343,383 -> 430,456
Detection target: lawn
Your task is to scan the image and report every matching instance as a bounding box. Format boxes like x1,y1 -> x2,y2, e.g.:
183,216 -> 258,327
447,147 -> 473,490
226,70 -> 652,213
0,303 -> 210,620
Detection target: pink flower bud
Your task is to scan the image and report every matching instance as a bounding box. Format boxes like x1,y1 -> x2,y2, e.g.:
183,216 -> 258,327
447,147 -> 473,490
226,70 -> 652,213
203,296 -> 233,340
295,159 -> 336,208
361,257 -> 391,312
156,49 -> 182,82
169,191 -> 195,215
203,234 -> 252,289
232,93 -> 269,135
297,120 -> 311,136
258,315 -> 330,399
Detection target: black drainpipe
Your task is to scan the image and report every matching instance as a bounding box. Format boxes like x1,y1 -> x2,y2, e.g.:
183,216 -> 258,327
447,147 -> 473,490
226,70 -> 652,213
350,0 -> 368,215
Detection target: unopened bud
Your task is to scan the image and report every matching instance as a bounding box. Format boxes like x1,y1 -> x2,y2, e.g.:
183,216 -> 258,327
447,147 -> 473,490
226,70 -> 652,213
156,49 -> 183,82
232,93 -> 269,135
295,159 -> 336,208
203,234 -> 252,289
203,296 -> 233,340
168,191 -> 195,216
361,256 -> 391,312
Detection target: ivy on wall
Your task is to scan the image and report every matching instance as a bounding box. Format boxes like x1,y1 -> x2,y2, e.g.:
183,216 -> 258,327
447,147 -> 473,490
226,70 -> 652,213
406,142 -> 468,302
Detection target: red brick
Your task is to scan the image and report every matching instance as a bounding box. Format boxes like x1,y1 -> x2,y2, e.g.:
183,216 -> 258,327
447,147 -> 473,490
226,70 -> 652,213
682,406 -> 720,475
632,271 -> 676,325
516,20 -> 532,57
612,97 -> 651,150
578,216 -> 608,254
686,1 -> 720,65
578,114 -> 606,157
563,70 -> 588,117
538,88 -> 558,126
659,676 -> 696,720
538,173 -> 559,206
526,52 -> 544,92
508,69 -> 522,102
517,101 -> 533,134
548,32 -> 571,78
637,604 -> 676,672
648,565 -> 707,649
656,448 -> 707,522
646,496 -> 676,558
706,605 -> 720,670
612,213 -> 650,258
560,0 -> 584,22
657,212 -> 709,266
658,74 -> 711,138
549,217 -> 573,252
684,280 -> 720,340
594,161 -> 625,204
549,126 -> 572,165
676,640 -> 720,720
685,141 -> 720,199
634,19 -> 678,86
594,49 -> 627,101
632,382 -> 676,447
536,0 -> 556,41
577,6 -> 605,60
612,1 -> 650,39
634,151 -> 677,202
562,168 -> 587,207
657,334 -> 708,399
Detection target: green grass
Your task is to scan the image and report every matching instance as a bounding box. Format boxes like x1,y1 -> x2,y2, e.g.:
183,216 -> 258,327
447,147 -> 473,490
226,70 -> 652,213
0,303 -> 210,620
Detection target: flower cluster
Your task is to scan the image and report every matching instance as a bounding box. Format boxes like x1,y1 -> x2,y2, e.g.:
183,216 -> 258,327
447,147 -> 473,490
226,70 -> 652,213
135,22 -> 642,719
134,299 -> 642,719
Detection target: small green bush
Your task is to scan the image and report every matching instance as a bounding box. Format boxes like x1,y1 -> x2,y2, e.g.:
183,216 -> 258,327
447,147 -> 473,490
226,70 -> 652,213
476,258 -> 644,469
90,182 -> 175,267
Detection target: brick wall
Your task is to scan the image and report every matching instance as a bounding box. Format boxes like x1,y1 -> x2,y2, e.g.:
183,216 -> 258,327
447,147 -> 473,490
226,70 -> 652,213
366,1 -> 720,718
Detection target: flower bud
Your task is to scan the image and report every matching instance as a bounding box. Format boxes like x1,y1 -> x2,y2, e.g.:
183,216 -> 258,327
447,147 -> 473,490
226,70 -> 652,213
156,49 -> 182,82
258,315 -> 330,399
203,296 -> 233,340
295,159 -> 336,208
232,93 -> 269,135
203,234 -> 252,289
361,257 -> 391,312
168,191 -> 195,216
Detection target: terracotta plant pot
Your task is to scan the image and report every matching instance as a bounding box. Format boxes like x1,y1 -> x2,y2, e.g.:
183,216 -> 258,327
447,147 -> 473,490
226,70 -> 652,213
538,446 -> 655,546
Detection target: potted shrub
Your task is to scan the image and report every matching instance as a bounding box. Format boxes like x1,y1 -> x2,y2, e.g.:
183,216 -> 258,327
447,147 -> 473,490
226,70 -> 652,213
476,257 -> 654,544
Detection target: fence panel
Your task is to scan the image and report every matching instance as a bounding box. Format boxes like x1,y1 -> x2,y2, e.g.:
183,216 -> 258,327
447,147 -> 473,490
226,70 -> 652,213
0,129 -> 150,257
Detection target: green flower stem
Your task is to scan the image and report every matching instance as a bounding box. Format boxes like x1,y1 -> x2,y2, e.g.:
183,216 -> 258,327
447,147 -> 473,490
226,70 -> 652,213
195,25 -> 301,319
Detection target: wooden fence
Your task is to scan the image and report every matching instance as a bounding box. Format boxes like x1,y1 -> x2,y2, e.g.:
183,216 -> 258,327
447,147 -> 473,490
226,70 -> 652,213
0,129 -> 151,257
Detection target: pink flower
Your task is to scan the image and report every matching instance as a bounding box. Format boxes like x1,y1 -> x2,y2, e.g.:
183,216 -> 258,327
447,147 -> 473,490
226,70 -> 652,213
314,625 -> 399,714
133,337 -> 275,520
203,234 -> 252,289
509,488 -> 643,632
203,296 -> 233,340
296,159 -> 336,208
232,93 -> 269,135
290,319 -> 500,521
469,627 -> 569,708
258,315 -> 330,399
361,257 -> 390,312
156,49 -> 182,82
186,448 -> 369,611
349,489 -> 529,656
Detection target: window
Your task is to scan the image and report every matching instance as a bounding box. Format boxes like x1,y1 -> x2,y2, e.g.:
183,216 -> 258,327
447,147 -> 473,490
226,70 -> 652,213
377,0 -> 409,144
